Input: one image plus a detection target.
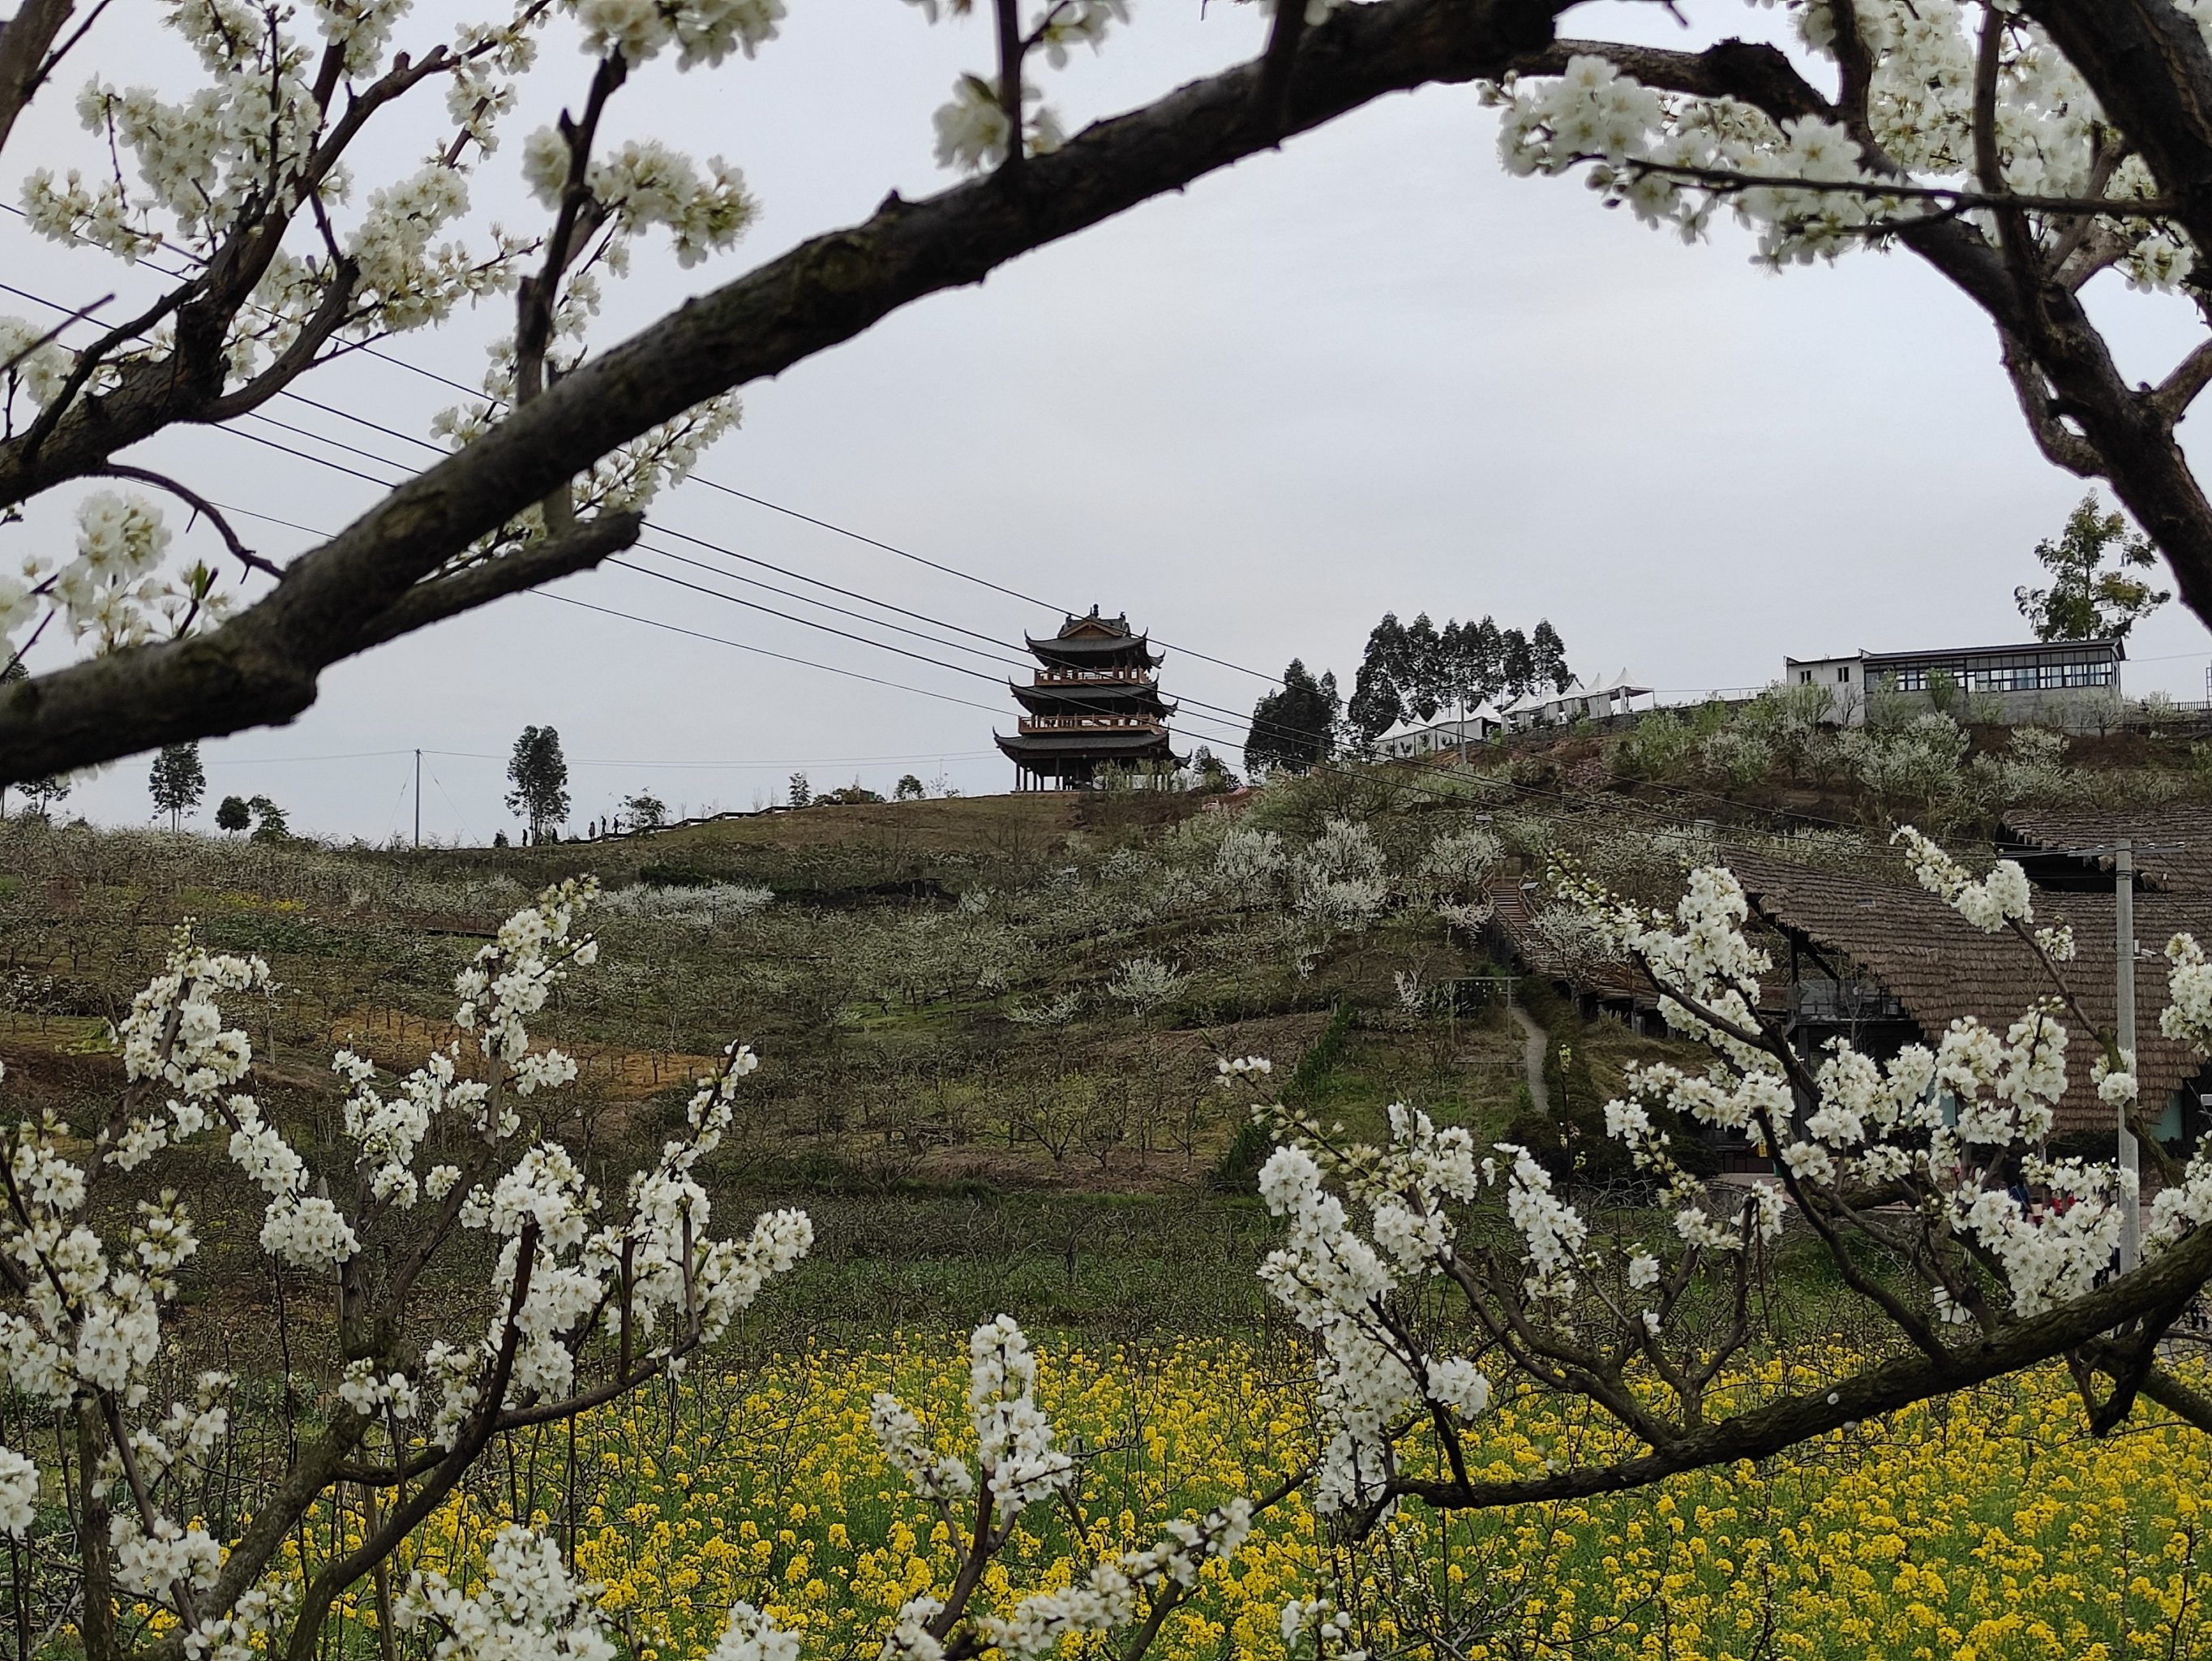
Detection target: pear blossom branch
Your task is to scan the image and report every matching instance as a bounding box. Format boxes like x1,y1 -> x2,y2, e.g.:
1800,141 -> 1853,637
90,464 -> 276,578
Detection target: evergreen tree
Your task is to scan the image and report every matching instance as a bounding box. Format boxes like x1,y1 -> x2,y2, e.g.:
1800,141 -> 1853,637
1348,612 -> 1408,744
148,742 -> 206,832
894,774 -> 926,800
505,726 -> 571,839
622,789 -> 668,831
216,795 -> 251,835
246,795 -> 291,843
1499,628 -> 1536,699
787,771 -> 811,809
2016,494 -> 2171,642
1530,619 -> 1572,693
1245,659 -> 1340,775
1401,614 -> 1444,722
1469,616 -> 1505,706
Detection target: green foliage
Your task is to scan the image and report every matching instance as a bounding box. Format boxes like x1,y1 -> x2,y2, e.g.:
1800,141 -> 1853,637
1610,710 -> 1697,781
1348,612 -> 1573,744
1245,659 -> 1340,774
623,789 -> 669,831
506,724 -> 570,836
147,741 -> 206,830
2016,493 -> 2169,643
246,794 -> 291,843
1211,1002 -> 1354,1191
894,774 -> 926,800
216,794 -> 251,835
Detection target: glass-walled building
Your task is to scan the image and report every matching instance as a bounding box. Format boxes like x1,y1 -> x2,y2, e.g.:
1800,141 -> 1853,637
1783,637 -> 2123,726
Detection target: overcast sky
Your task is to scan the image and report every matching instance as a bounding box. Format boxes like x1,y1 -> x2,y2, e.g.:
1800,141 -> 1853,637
11,0 -> 2212,841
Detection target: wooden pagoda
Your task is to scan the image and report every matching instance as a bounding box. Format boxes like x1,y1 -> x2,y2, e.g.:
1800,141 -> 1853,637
997,608 -> 1182,789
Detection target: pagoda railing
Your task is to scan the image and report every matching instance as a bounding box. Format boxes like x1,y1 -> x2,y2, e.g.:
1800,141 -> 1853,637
1031,667 -> 1154,685
1016,715 -> 1168,733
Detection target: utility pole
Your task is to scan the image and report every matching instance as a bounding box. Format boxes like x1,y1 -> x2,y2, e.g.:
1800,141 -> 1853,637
2116,839 -> 2142,1273
414,749 -> 421,849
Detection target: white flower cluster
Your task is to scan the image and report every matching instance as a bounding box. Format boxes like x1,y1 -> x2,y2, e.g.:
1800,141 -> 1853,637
870,1315 -> 1074,1526
397,1524 -> 615,1661
454,878 -> 602,1063
705,1603 -> 799,1661
909,0 -> 1134,172
2162,933 -> 2212,1051
1489,6 -> 2186,282
1256,1103 -> 1491,1514
1213,824 -> 1288,906
0,1445 -> 36,1537
568,0 -> 787,70
977,1496 -> 1252,1659
1217,1054 -> 1274,1088
1295,817 -> 1390,938
3,491 -> 233,661
182,1582 -> 294,1661
966,1315 -> 1074,1522
931,72 -> 1062,173
521,132 -> 755,268
1895,827 -> 2036,933
430,1018 -> 805,1419
340,1358 -> 422,1419
335,1047 -> 491,1208
0,314 -> 70,414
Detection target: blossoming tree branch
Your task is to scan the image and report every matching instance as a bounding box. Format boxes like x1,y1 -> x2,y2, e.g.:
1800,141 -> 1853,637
7,0 -> 2212,778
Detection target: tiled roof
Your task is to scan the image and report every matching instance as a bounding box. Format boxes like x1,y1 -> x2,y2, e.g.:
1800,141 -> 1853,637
1489,877 -> 1657,1006
2000,805 -> 2212,895
1725,849 -> 2212,1138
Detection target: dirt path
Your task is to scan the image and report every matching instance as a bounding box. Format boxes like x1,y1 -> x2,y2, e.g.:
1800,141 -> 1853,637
1509,1005 -> 1550,1116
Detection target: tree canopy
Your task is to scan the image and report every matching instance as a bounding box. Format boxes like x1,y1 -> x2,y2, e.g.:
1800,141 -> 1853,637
1245,659 -> 1340,774
147,741 -> 205,833
1347,611 -> 1573,744
507,726 -> 571,839
2017,494 -> 2171,644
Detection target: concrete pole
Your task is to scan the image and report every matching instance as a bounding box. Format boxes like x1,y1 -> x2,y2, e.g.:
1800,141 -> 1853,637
413,749 -> 421,849
2117,839 -> 2142,1273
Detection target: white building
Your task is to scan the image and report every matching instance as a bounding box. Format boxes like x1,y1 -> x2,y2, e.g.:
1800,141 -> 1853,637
1783,638 -> 2124,727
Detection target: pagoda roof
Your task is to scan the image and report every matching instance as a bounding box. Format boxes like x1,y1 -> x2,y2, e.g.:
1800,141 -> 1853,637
1026,631 -> 1162,668
994,728 -> 1182,762
1010,680 -> 1177,716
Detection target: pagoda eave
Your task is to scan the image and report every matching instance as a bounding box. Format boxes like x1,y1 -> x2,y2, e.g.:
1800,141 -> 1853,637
993,730 -> 1183,762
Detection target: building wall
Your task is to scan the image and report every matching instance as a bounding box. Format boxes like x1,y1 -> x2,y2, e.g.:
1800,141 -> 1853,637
1785,648 -> 2124,728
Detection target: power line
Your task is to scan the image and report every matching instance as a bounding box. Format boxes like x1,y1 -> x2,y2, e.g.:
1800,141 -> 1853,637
2,271 -> 1285,752
223,401 -> 1284,736
0,238 -> 1288,691
526,591 -> 1014,718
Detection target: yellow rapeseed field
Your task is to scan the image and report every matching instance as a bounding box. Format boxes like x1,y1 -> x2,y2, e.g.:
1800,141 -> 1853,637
382,1341 -> 2212,1661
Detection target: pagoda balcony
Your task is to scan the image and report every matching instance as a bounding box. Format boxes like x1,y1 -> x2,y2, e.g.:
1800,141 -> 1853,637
1031,667 -> 1155,686
1016,715 -> 1168,733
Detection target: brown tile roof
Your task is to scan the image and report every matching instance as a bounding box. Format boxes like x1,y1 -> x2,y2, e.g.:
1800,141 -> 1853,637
1488,877 -> 1657,1006
2000,805 -> 2212,895
1725,848 -> 2212,1138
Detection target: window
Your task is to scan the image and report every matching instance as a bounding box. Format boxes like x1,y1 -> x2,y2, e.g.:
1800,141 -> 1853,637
1837,665 -> 1851,683
1798,669 -> 1811,684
